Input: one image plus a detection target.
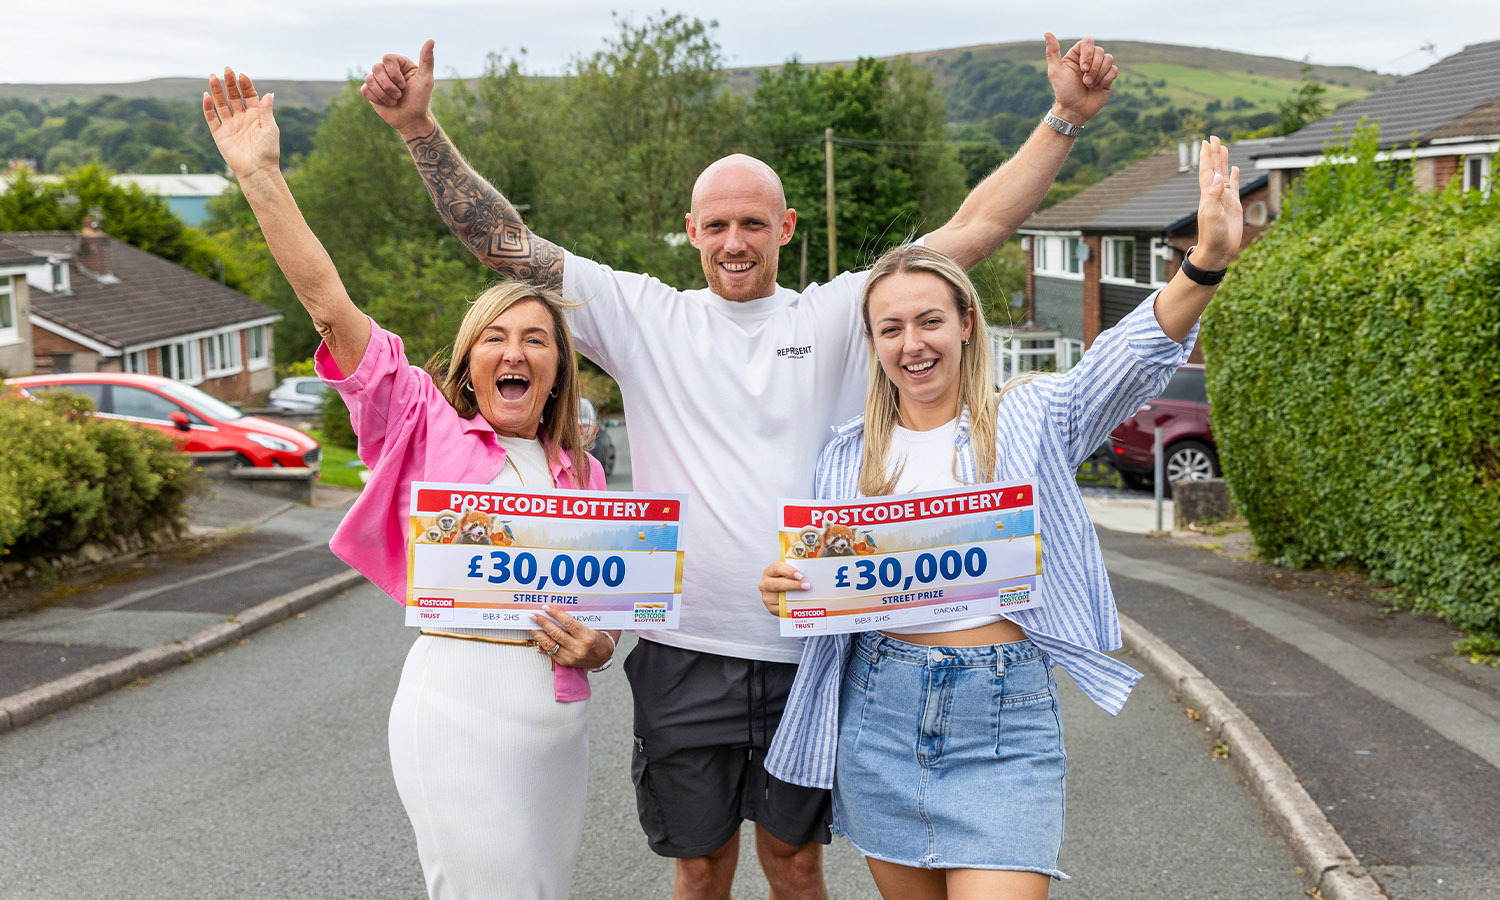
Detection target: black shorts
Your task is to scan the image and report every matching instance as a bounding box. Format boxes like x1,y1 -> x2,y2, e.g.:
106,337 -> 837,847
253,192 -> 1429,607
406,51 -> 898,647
623,639 -> 832,858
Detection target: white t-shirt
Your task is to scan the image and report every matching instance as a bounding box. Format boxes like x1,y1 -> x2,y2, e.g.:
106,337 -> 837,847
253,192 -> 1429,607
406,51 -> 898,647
879,418 -> 1004,635
490,435 -> 552,488
563,252 -> 869,662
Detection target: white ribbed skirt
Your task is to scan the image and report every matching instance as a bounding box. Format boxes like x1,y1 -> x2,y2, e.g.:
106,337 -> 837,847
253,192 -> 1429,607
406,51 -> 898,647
389,630 -> 590,900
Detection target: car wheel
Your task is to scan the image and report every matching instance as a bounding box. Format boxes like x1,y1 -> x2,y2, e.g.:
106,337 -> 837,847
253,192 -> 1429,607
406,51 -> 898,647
230,453 -> 256,469
1165,439 -> 1218,486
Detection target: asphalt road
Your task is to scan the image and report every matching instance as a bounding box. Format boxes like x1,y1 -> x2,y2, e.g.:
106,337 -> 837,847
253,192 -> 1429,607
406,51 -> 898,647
0,426 -> 1312,898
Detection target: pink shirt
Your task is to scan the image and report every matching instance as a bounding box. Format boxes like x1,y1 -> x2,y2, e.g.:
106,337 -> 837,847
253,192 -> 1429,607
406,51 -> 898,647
316,318 -> 605,701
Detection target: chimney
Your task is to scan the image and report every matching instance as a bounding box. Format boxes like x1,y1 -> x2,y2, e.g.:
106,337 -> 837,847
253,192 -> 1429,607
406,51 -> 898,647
75,218 -> 118,283
1178,140 -> 1189,173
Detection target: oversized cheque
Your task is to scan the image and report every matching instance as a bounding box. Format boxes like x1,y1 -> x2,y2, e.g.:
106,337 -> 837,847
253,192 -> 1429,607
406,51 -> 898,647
776,482 -> 1044,636
407,481 -> 687,630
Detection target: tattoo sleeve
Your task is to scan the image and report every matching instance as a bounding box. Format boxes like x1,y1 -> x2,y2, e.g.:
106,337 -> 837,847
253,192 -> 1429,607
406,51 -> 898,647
404,124 -> 564,289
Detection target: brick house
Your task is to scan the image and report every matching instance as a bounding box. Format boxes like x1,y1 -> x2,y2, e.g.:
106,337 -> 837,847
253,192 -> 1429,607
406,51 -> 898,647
1017,138 -> 1281,361
1251,39 -> 1499,209
0,228 -> 281,405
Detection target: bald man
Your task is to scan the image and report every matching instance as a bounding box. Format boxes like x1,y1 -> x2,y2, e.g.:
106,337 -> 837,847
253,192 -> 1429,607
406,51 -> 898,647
365,34 -> 1117,900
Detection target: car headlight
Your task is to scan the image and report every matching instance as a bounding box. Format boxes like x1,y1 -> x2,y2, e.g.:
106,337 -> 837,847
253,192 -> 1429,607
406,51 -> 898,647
246,432 -> 298,453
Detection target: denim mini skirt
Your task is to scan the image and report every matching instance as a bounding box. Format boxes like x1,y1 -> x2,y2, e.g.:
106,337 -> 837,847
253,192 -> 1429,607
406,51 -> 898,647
832,631 -> 1067,878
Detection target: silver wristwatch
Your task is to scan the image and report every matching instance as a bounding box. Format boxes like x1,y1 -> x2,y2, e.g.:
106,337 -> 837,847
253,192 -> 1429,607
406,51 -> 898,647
1043,111 -> 1084,138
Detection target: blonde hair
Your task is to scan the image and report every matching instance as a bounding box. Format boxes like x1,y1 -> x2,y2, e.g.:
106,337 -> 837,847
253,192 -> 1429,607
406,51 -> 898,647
857,244 -> 1027,497
430,281 -> 590,484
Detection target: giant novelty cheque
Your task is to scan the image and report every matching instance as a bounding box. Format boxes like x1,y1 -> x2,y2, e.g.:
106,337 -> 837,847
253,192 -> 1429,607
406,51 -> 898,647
407,482 -> 686,630
776,482 -> 1044,636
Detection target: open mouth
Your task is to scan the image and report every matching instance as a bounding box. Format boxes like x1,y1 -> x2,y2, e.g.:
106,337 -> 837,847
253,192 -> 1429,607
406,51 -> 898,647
904,360 -> 937,376
497,373 -> 530,401
720,260 -> 755,274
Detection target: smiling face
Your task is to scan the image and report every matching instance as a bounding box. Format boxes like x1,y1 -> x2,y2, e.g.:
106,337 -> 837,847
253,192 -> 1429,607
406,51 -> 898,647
686,156 -> 796,303
867,270 -> 974,432
465,299 -> 560,439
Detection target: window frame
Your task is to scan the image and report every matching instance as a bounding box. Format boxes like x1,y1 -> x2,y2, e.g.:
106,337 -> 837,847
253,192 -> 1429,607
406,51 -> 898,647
0,276 -> 17,345
246,325 -> 270,371
1149,238 -> 1172,287
1100,236 -> 1136,285
1032,234 -> 1083,280
1463,155 -> 1493,195
201,330 -> 242,379
164,340 -> 203,385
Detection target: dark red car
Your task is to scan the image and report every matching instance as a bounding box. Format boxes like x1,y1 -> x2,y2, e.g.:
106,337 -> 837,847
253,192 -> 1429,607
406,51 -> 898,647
5,372 -> 320,469
1106,363 -> 1217,491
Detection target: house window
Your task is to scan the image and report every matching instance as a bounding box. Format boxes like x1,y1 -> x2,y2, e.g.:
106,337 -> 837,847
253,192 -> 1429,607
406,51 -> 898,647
1150,239 -> 1171,286
1034,236 -> 1082,278
124,349 -> 149,374
0,277 -> 16,344
202,330 -> 241,378
1464,156 -> 1492,195
246,325 -> 269,371
1101,237 -> 1135,283
164,340 -> 202,384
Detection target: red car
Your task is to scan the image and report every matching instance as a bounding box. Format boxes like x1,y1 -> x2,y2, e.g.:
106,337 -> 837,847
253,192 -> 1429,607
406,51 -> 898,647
1106,363 -> 1217,491
5,372 -> 320,469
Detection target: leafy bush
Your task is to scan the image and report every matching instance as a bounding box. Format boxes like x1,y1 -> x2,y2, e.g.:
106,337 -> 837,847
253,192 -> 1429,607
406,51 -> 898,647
318,382 -> 356,451
1204,126 -> 1500,640
0,392 -> 194,562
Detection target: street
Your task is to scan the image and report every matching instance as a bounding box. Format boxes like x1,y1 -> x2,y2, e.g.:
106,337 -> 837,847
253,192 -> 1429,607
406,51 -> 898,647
0,426 -> 1313,899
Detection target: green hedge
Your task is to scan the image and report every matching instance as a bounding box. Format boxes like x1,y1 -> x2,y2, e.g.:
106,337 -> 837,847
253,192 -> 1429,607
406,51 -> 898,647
1204,127 -> 1500,644
0,392 -> 195,563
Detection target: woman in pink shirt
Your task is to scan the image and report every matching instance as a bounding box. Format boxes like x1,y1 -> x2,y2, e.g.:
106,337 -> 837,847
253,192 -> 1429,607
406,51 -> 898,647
205,69 -> 616,900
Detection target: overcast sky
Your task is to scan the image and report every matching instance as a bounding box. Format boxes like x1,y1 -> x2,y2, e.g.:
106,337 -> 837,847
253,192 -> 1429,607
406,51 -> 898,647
2,0 -> 1492,84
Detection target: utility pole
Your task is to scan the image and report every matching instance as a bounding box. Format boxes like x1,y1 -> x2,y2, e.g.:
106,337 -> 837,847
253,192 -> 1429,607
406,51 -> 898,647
824,127 -> 837,282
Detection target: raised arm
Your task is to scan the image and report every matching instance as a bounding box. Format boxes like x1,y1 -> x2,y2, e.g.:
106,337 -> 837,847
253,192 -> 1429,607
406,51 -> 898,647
360,40 -> 563,289
203,70 -> 370,376
926,33 -> 1117,270
1153,136 -> 1242,341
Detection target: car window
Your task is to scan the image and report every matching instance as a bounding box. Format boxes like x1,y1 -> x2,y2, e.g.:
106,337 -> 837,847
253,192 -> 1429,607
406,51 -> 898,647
28,382 -> 106,408
295,382 -> 326,396
1159,368 -> 1207,403
110,385 -> 184,422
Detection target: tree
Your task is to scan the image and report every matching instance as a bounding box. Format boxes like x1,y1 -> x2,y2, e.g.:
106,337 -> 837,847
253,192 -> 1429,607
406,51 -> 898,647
753,56 -> 966,283
0,164 -> 231,282
1277,63 -> 1329,135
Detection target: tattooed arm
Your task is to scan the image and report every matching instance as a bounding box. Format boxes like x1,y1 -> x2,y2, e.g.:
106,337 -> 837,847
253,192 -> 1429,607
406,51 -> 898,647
361,40 -> 563,289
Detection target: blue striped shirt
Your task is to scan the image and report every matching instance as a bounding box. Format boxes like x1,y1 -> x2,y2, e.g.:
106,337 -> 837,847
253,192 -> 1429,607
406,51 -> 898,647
764,293 -> 1198,789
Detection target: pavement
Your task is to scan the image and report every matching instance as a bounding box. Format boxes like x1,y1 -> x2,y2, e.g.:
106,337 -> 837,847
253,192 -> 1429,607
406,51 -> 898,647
1,463 -> 1497,899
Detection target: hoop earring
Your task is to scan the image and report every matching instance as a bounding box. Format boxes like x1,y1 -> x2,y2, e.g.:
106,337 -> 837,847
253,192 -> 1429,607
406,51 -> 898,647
459,372 -> 474,394
550,387 -> 558,398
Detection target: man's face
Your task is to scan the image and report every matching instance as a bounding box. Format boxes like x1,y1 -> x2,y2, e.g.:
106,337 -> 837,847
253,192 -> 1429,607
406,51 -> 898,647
686,164 -> 796,302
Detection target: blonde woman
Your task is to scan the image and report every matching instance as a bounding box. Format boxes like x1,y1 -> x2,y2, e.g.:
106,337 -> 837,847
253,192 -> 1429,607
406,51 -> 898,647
204,69 -> 616,900
760,140 -> 1243,898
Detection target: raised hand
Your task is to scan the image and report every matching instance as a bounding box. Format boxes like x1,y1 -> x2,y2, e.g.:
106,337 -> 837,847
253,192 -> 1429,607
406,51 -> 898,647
361,39 -> 437,138
1044,33 -> 1118,125
202,69 -> 279,180
1191,137 -> 1243,270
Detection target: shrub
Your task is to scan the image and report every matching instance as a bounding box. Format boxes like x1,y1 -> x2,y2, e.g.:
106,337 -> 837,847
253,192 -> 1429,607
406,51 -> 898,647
318,382 -> 357,451
0,392 -> 194,562
1204,126 -> 1500,640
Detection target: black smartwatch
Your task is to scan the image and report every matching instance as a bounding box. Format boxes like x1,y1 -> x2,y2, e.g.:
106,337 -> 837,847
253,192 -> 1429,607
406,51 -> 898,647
1181,246 -> 1228,286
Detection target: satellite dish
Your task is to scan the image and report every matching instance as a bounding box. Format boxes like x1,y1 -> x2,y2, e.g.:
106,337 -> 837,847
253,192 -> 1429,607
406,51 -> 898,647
1011,290 -> 1026,308
1075,243 -> 1091,262
1244,201 -> 1269,227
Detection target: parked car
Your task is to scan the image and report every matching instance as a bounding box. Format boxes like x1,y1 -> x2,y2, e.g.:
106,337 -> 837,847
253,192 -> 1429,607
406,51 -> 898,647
5,372 -> 320,469
267,375 -> 329,412
579,397 -> 616,477
1106,363 -> 1217,492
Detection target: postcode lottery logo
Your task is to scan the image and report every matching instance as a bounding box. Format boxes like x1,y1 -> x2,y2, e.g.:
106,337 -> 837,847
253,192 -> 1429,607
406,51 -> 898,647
997,588 -> 1030,607
633,603 -> 668,623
